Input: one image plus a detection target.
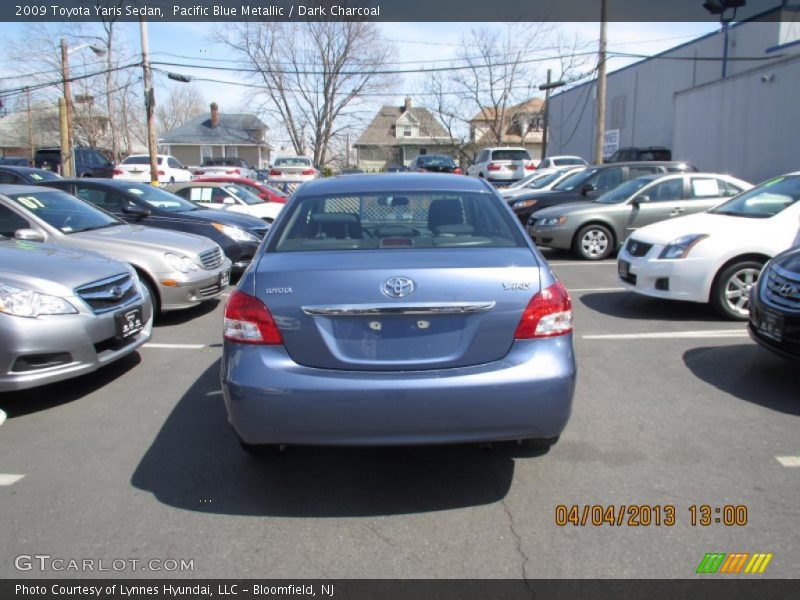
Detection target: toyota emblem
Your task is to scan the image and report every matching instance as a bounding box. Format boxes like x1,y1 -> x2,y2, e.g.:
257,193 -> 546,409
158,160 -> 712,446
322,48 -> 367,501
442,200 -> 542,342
382,276 -> 415,298
778,283 -> 797,298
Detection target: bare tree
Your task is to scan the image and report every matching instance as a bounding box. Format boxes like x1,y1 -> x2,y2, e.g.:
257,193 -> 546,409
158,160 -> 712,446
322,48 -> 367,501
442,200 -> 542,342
216,19 -> 395,166
155,84 -> 206,134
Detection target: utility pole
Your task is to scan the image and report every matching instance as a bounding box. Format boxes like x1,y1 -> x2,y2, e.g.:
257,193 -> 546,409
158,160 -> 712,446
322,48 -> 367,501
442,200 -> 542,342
140,18 -> 159,186
592,0 -> 608,164
25,87 -> 34,164
58,98 -> 69,175
539,69 -> 565,161
60,38 -> 74,177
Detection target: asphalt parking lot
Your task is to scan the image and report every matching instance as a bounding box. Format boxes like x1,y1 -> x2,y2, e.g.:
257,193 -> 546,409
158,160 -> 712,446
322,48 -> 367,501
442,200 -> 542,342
1,250 -> 798,579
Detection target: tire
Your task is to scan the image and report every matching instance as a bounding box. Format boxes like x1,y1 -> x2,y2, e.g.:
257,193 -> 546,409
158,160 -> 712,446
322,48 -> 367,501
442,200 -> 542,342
573,224 -> 614,260
137,273 -> 160,317
710,260 -> 764,320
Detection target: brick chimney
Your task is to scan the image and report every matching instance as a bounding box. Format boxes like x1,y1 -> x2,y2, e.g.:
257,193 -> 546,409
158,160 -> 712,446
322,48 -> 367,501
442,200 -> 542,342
210,102 -> 219,128
403,97 -> 412,112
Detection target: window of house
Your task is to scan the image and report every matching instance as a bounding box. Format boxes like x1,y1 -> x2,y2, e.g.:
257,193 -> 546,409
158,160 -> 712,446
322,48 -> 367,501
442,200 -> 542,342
403,125 -> 412,137
225,147 -> 238,158
201,146 -> 213,162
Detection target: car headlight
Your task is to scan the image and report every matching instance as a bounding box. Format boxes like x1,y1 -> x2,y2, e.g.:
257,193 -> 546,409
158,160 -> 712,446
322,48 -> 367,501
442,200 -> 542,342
0,283 -> 77,318
513,199 -> 537,210
212,223 -> 260,243
164,252 -> 201,273
658,234 -> 709,259
538,216 -> 568,227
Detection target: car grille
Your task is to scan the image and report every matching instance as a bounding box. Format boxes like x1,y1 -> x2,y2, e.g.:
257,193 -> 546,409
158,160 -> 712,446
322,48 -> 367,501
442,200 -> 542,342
625,238 -> 653,258
199,246 -> 224,270
75,273 -> 139,314
199,281 -> 225,298
763,264 -> 800,311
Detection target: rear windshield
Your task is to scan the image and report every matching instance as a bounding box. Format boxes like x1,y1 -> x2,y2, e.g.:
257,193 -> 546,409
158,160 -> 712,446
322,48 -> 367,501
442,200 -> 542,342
416,155 -> 456,166
122,156 -> 162,165
274,157 -> 312,167
271,191 -> 527,252
490,149 -> 530,161
554,157 -> 586,166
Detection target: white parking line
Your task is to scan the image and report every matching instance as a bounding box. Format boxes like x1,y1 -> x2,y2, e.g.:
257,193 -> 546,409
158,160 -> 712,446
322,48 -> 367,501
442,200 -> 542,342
776,456 -> 800,468
0,474 -> 24,486
583,329 -> 748,340
142,343 -> 208,350
568,287 -> 626,293
548,261 -> 617,266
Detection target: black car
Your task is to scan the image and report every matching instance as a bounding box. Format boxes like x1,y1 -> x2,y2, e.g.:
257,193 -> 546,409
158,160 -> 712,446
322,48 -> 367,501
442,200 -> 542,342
0,157 -> 31,166
510,161 -> 697,225
34,146 -> 114,178
41,179 -> 268,273
0,165 -> 63,184
748,245 -> 800,360
409,154 -> 462,174
605,147 -> 672,163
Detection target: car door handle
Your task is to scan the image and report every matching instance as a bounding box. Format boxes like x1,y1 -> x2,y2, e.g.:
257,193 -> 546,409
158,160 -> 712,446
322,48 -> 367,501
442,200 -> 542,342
669,208 -> 685,216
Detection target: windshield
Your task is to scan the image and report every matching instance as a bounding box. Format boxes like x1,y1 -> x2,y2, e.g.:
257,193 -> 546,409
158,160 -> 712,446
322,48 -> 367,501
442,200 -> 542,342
27,170 -> 62,182
275,157 -> 312,167
709,175 -> 800,219
122,183 -> 200,212
122,156 -> 162,165
553,168 -> 598,192
595,178 -> 652,204
225,185 -> 264,205
272,191 -> 526,252
491,149 -> 530,161
528,170 -> 575,190
8,191 -> 120,234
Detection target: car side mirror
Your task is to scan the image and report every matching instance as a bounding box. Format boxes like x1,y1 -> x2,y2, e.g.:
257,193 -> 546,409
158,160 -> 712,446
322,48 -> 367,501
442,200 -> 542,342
14,228 -> 45,242
122,205 -> 151,218
222,197 -> 236,205
581,183 -> 596,196
632,195 -> 650,205
258,192 -> 268,200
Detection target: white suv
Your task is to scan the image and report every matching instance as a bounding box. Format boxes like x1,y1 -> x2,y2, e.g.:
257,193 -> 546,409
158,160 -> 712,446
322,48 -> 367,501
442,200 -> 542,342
467,147 -> 536,184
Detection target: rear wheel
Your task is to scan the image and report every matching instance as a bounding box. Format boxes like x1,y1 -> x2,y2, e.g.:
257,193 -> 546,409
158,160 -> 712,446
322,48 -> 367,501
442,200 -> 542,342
710,260 -> 763,320
573,224 -> 614,260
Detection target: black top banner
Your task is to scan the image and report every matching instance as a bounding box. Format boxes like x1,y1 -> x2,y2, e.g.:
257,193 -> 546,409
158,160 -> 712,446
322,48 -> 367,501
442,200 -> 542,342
3,0 -> 786,23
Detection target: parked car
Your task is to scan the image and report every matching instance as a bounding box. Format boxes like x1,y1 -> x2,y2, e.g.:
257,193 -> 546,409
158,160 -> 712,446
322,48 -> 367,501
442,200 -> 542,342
466,147 -> 536,184
749,244 -> 800,360
191,175 -> 288,204
113,154 -> 192,184
501,167 -> 585,200
41,179 -> 267,275
167,181 -> 283,223
409,154 -> 462,174
606,147 -> 672,163
537,156 -> 588,169
529,173 -> 751,260
340,168 -> 366,175
0,185 -> 231,314
0,236 -> 153,391
191,157 -> 257,180
617,173 -> 800,320
221,173 -> 576,454
509,161 -> 697,225
268,156 -> 318,192
0,165 -> 63,184
386,164 -> 408,173
35,146 -> 114,178
0,157 -> 31,166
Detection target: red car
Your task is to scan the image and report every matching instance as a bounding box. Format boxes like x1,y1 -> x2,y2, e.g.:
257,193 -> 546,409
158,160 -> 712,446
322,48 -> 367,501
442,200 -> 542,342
192,176 -> 289,204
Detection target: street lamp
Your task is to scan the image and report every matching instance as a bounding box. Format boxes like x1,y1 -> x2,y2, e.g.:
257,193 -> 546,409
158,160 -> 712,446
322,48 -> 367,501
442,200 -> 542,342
539,69 -> 565,161
702,0 -> 746,79
60,39 -> 106,177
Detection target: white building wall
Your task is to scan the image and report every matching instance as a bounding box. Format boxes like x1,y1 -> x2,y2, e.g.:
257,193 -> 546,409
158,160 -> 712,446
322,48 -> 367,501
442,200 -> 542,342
673,54 -> 800,183
547,15 -> 788,164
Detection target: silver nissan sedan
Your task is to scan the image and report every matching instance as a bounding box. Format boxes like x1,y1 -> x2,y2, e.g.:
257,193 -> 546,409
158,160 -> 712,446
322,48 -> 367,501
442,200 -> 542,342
221,174 -> 576,454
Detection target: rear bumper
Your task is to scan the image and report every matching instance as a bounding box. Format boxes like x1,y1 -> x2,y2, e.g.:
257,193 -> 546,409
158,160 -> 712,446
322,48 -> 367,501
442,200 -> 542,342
222,336 -> 576,446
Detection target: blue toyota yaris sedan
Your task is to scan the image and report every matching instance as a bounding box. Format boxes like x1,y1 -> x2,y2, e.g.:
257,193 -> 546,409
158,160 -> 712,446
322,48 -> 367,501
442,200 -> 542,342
221,173 -> 576,454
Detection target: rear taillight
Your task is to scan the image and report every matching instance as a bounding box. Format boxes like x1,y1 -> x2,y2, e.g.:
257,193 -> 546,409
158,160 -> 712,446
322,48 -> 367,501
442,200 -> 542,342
487,163 -> 501,171
301,168 -> 315,176
453,167 -> 462,174
514,281 -> 573,339
157,170 -> 165,176
223,290 -> 283,345
269,169 -> 281,176
113,169 -> 123,175
194,170 -> 204,175
226,169 -> 240,175
525,162 -> 536,171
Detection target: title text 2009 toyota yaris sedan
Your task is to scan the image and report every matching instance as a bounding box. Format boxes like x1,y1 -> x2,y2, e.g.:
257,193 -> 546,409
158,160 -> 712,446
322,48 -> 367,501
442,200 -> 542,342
221,174 -> 576,454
